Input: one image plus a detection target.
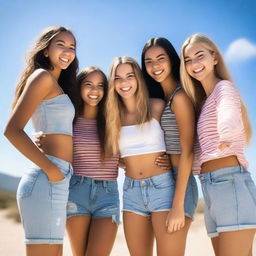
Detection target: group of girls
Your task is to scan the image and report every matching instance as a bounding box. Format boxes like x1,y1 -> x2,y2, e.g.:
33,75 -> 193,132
4,25 -> 256,256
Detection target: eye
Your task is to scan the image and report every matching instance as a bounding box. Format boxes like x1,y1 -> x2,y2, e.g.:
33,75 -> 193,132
145,61 -> 152,65
184,59 -> 191,64
158,57 -> 165,62
98,84 -> 104,89
197,54 -> 204,59
127,74 -> 135,79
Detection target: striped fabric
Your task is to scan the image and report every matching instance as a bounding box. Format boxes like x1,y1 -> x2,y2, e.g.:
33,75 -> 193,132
160,86 -> 182,154
73,117 -> 119,180
197,80 -> 248,169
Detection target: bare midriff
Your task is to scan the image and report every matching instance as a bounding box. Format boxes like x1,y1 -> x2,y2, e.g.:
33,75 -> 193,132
124,152 -> 168,179
40,134 -> 73,163
201,155 -> 239,174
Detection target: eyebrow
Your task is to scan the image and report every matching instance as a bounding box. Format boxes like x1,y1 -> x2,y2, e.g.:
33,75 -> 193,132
184,50 -> 204,59
55,39 -> 75,47
144,53 -> 166,60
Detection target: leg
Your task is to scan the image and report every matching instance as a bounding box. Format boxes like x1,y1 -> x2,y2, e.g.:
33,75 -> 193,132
66,215 -> 91,256
152,211 -> 191,256
86,217 -> 118,256
123,211 -> 154,256
216,229 -> 256,256
26,244 -> 62,256
211,236 -> 219,256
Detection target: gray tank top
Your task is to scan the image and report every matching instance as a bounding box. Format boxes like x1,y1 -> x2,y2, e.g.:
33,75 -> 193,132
31,94 -> 75,136
160,86 -> 182,154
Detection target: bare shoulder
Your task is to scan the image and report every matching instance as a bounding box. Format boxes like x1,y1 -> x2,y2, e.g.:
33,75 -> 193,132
149,98 -> 165,120
172,89 -> 193,108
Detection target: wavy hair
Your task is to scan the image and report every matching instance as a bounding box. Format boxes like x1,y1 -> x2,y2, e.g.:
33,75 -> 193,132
12,25 -> 78,109
180,33 -> 252,144
141,37 -> 181,99
105,56 -> 151,155
72,67 -> 108,157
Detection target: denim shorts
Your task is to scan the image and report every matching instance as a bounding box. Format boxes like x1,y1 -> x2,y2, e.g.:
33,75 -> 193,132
123,172 -> 175,216
67,176 -> 120,224
17,155 -> 73,244
172,167 -> 198,219
199,165 -> 256,237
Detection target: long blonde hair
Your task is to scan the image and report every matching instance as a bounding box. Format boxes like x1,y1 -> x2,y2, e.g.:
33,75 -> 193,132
105,56 -> 151,155
180,33 -> 252,144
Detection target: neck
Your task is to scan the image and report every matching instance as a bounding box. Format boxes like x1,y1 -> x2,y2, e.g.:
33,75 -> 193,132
48,68 -> 61,81
161,75 -> 178,100
123,96 -> 137,114
201,73 -> 221,97
82,104 -> 98,119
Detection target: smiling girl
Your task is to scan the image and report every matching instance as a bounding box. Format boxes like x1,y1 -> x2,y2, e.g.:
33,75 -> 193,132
180,33 -> 256,256
4,26 -> 78,256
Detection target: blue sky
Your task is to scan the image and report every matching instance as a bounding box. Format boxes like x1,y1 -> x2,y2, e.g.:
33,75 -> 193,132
0,0 -> 255,184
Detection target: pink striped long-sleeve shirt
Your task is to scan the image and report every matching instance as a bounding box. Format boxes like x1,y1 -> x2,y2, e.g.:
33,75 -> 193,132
197,80 -> 248,169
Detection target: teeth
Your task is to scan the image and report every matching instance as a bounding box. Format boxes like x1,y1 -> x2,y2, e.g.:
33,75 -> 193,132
60,57 -> 69,63
194,67 -> 204,73
88,95 -> 98,99
154,70 -> 163,75
120,87 -> 131,92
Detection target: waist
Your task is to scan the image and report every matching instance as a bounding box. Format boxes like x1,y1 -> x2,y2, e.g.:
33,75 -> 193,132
201,155 -> 240,174
40,134 -> 73,163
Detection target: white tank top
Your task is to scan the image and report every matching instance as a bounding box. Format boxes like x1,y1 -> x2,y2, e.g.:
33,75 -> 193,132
119,118 -> 166,157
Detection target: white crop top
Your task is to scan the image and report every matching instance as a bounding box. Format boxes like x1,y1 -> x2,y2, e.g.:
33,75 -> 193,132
119,118 -> 166,157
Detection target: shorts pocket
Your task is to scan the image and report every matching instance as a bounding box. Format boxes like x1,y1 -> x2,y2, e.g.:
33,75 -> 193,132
69,176 -> 81,189
151,177 -> 174,189
211,178 -> 234,185
245,179 -> 256,206
105,182 -> 118,194
17,171 -> 39,198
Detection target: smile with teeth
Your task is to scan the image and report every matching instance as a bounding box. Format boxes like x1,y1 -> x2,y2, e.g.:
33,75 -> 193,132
60,57 -> 69,63
88,95 -> 99,99
193,67 -> 204,73
153,70 -> 163,75
120,87 -> 131,92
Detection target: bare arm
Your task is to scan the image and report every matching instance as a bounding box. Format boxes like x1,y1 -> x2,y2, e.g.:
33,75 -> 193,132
4,69 -> 64,181
149,98 -> 165,121
166,90 -> 195,232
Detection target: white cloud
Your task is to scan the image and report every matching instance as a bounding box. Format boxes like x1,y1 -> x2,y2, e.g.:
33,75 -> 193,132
225,38 -> 256,62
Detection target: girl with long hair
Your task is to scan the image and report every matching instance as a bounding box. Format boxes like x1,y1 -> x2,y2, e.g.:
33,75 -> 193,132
141,37 -> 198,255
180,33 -> 256,256
4,26 -> 78,256
66,67 -> 120,256
105,56 -> 178,256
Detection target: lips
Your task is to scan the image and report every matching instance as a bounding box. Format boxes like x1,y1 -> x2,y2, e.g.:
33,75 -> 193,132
193,67 -> 204,73
153,70 -> 163,76
59,57 -> 69,63
120,87 -> 132,92
88,95 -> 99,99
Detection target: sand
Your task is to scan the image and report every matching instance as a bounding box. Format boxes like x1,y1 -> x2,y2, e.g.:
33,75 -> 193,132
0,209 -> 255,256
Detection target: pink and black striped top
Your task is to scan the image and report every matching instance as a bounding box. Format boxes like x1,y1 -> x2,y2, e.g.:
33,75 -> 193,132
197,80 -> 248,169
73,117 -> 119,180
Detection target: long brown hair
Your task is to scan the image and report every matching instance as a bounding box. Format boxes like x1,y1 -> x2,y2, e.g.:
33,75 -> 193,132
12,25 -> 78,109
180,33 -> 252,144
105,56 -> 151,155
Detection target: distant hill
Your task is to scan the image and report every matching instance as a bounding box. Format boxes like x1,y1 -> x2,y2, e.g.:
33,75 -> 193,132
0,173 -> 20,193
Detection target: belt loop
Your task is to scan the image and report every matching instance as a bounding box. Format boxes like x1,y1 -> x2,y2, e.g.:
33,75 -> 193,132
240,165 -> 244,173
103,181 -> 107,188
80,176 -> 84,184
130,179 -> 134,188
209,172 -> 213,184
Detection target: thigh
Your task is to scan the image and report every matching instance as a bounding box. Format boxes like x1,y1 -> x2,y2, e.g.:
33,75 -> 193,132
86,217 -> 118,256
123,211 -> 154,256
66,215 -> 91,256
217,229 -> 256,256
152,211 -> 191,256
26,244 -> 62,256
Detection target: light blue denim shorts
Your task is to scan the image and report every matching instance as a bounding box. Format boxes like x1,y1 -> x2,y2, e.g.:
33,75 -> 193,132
172,167 -> 198,219
199,165 -> 256,238
17,155 -> 73,244
123,172 -> 175,216
67,176 -> 120,224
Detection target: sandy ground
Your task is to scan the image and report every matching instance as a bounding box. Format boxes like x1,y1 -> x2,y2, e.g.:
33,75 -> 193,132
0,209 -> 255,256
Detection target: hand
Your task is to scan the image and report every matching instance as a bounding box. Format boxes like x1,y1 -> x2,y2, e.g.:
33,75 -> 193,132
45,166 -> 64,182
165,207 -> 185,233
34,132 -> 46,150
155,154 -> 171,170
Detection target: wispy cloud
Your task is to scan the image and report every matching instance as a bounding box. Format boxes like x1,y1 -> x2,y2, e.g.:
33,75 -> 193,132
225,38 -> 256,62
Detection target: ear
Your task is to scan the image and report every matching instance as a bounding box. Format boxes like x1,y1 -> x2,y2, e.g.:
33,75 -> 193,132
44,49 -> 49,58
212,52 -> 218,65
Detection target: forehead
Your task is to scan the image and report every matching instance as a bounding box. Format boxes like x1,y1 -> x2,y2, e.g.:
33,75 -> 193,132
116,63 -> 133,74
51,31 -> 75,44
184,43 -> 207,56
84,71 -> 103,82
145,46 -> 167,58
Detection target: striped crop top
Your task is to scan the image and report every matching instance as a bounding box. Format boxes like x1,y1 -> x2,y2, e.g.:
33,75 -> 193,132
160,86 -> 182,154
72,118 -> 119,180
119,118 -> 166,158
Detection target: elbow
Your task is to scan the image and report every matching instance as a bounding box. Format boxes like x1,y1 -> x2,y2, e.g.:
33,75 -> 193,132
4,123 -> 19,140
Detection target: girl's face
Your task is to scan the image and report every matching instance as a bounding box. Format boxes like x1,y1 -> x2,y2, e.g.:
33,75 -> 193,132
144,46 -> 171,83
80,71 -> 104,107
44,31 -> 76,71
114,64 -> 137,99
184,43 -> 217,83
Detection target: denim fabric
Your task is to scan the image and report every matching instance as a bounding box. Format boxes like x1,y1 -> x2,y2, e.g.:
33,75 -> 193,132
67,176 -> 120,224
199,165 -> 256,237
17,154 -> 72,244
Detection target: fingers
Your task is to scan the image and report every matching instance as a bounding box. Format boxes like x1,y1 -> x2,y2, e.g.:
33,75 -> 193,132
167,220 -> 185,233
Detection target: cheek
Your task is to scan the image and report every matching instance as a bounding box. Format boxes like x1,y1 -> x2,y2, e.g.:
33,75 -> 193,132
145,65 -> 152,76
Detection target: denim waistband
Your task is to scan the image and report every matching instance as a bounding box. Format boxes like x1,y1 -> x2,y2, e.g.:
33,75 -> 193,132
72,175 -> 117,187
199,165 -> 247,183
30,154 -> 73,175
124,172 -> 173,188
